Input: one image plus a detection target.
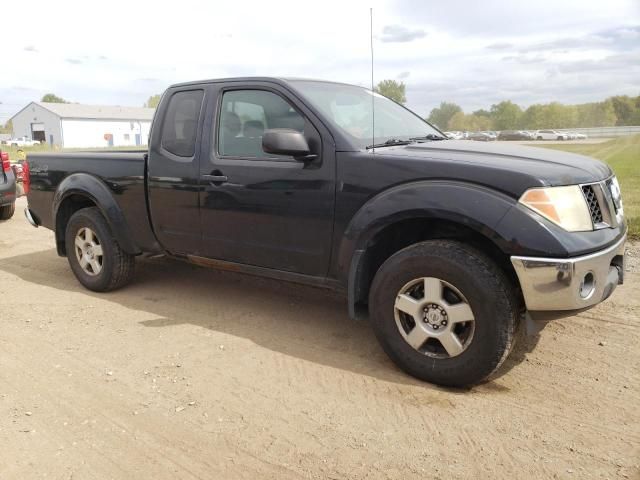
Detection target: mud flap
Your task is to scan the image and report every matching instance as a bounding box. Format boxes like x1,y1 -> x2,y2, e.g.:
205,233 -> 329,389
525,312 -> 548,336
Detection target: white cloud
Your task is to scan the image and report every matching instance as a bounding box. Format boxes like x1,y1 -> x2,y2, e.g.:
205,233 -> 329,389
379,25 -> 427,43
0,0 -> 638,123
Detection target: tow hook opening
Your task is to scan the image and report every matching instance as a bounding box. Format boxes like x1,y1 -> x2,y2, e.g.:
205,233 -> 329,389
611,254 -> 625,285
579,272 -> 595,299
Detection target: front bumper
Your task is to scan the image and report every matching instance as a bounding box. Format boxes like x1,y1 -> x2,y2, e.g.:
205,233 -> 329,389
511,233 -> 626,311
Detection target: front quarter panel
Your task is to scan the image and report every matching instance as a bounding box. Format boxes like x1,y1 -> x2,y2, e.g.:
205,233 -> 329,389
336,181 -> 521,282
495,203 -> 627,258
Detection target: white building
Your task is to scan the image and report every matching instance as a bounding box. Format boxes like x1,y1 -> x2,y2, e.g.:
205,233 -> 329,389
10,102 -> 154,148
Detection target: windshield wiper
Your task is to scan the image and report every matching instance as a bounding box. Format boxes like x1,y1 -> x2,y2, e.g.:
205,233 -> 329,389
409,134 -> 447,141
366,138 -> 414,149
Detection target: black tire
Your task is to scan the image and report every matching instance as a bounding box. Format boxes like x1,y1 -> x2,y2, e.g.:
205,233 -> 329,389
369,240 -> 519,387
65,207 -> 135,292
0,203 -> 15,220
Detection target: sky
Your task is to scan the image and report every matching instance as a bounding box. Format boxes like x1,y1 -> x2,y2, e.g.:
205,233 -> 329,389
1,0 -> 639,124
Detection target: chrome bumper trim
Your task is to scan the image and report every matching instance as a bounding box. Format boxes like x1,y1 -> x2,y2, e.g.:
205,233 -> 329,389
511,234 -> 626,311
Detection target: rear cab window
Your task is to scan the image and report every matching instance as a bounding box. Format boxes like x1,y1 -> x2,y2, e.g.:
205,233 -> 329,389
161,90 -> 204,157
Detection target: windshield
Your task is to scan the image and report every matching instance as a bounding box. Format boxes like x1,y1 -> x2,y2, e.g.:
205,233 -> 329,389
290,80 -> 443,149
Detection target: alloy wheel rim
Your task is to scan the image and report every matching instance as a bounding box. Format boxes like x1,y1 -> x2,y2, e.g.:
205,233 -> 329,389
394,277 -> 475,359
74,227 -> 104,276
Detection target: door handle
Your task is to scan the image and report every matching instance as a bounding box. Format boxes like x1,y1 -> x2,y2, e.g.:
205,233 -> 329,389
202,174 -> 228,184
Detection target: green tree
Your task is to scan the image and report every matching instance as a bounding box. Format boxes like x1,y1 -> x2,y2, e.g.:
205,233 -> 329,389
144,94 -> 162,108
545,102 -> 577,128
374,80 -> 406,104
448,112 -> 492,131
472,109 -> 491,118
576,101 -> 617,127
427,102 -> 463,130
41,93 -> 68,103
0,120 -> 12,134
490,101 -> 523,130
609,95 -> 636,126
632,96 -> 640,125
521,104 -> 547,130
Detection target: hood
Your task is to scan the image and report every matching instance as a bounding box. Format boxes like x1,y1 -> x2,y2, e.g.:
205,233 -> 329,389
378,140 -> 612,197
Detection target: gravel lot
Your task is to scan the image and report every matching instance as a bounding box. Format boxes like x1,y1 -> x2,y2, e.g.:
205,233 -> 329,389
1,196 -> 639,479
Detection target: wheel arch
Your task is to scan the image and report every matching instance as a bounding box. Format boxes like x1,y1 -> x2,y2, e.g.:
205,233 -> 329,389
53,173 -> 140,256
340,181 -> 523,320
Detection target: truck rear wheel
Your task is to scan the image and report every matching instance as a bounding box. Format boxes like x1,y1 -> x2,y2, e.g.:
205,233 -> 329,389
65,207 -> 135,292
368,240 -> 518,387
0,203 -> 15,220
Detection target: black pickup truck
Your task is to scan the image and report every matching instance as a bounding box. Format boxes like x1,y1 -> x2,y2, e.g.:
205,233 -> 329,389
24,78 -> 627,387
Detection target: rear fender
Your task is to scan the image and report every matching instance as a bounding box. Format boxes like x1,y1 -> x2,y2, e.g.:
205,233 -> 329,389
53,173 -> 140,255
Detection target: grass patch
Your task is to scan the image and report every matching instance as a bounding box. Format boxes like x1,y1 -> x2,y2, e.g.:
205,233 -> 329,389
538,135 -> 640,239
1,143 -> 54,160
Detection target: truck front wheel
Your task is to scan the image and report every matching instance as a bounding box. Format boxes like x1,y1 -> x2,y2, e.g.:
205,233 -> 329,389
65,207 -> 135,292
369,240 -> 519,387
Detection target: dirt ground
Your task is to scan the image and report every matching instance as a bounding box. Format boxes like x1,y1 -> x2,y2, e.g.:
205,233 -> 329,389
1,196 -> 638,480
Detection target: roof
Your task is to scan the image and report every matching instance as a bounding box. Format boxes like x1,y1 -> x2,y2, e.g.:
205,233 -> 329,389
170,76 -> 360,90
33,102 -> 154,121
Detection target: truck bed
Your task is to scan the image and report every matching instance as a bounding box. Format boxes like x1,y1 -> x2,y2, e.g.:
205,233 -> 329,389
27,150 -> 158,253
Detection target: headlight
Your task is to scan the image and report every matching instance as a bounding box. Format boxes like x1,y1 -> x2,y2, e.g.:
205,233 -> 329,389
609,176 -> 623,215
519,185 -> 593,232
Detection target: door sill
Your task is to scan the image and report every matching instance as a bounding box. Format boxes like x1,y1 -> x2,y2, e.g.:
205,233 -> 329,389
176,254 -> 344,292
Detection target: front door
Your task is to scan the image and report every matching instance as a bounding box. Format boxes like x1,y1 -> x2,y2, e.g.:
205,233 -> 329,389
198,84 -> 335,277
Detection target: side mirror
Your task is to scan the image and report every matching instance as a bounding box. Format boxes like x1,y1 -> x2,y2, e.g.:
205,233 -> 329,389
262,129 -> 317,161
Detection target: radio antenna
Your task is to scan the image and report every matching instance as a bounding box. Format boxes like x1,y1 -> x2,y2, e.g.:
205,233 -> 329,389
370,7 -> 375,152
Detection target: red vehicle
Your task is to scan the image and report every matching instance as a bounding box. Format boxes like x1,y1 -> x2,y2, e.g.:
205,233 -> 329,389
0,151 -> 17,219
12,162 -> 24,181
11,162 -> 25,196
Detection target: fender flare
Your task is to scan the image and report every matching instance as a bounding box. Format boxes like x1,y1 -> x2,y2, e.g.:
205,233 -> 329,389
337,180 -> 567,319
52,173 -> 140,255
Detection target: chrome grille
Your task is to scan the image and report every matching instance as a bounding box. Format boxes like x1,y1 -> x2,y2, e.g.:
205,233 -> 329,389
582,185 -> 603,224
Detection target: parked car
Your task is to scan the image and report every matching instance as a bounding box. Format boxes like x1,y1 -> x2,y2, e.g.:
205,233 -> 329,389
483,131 -> 499,140
444,131 -> 464,140
575,132 -> 588,140
24,77 -> 627,388
0,151 -> 16,220
3,136 -> 42,147
535,130 -> 569,140
468,131 -> 495,142
498,130 -> 532,141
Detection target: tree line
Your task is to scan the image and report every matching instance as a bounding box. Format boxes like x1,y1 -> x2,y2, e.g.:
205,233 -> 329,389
3,86 -> 638,134
374,79 -> 640,131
